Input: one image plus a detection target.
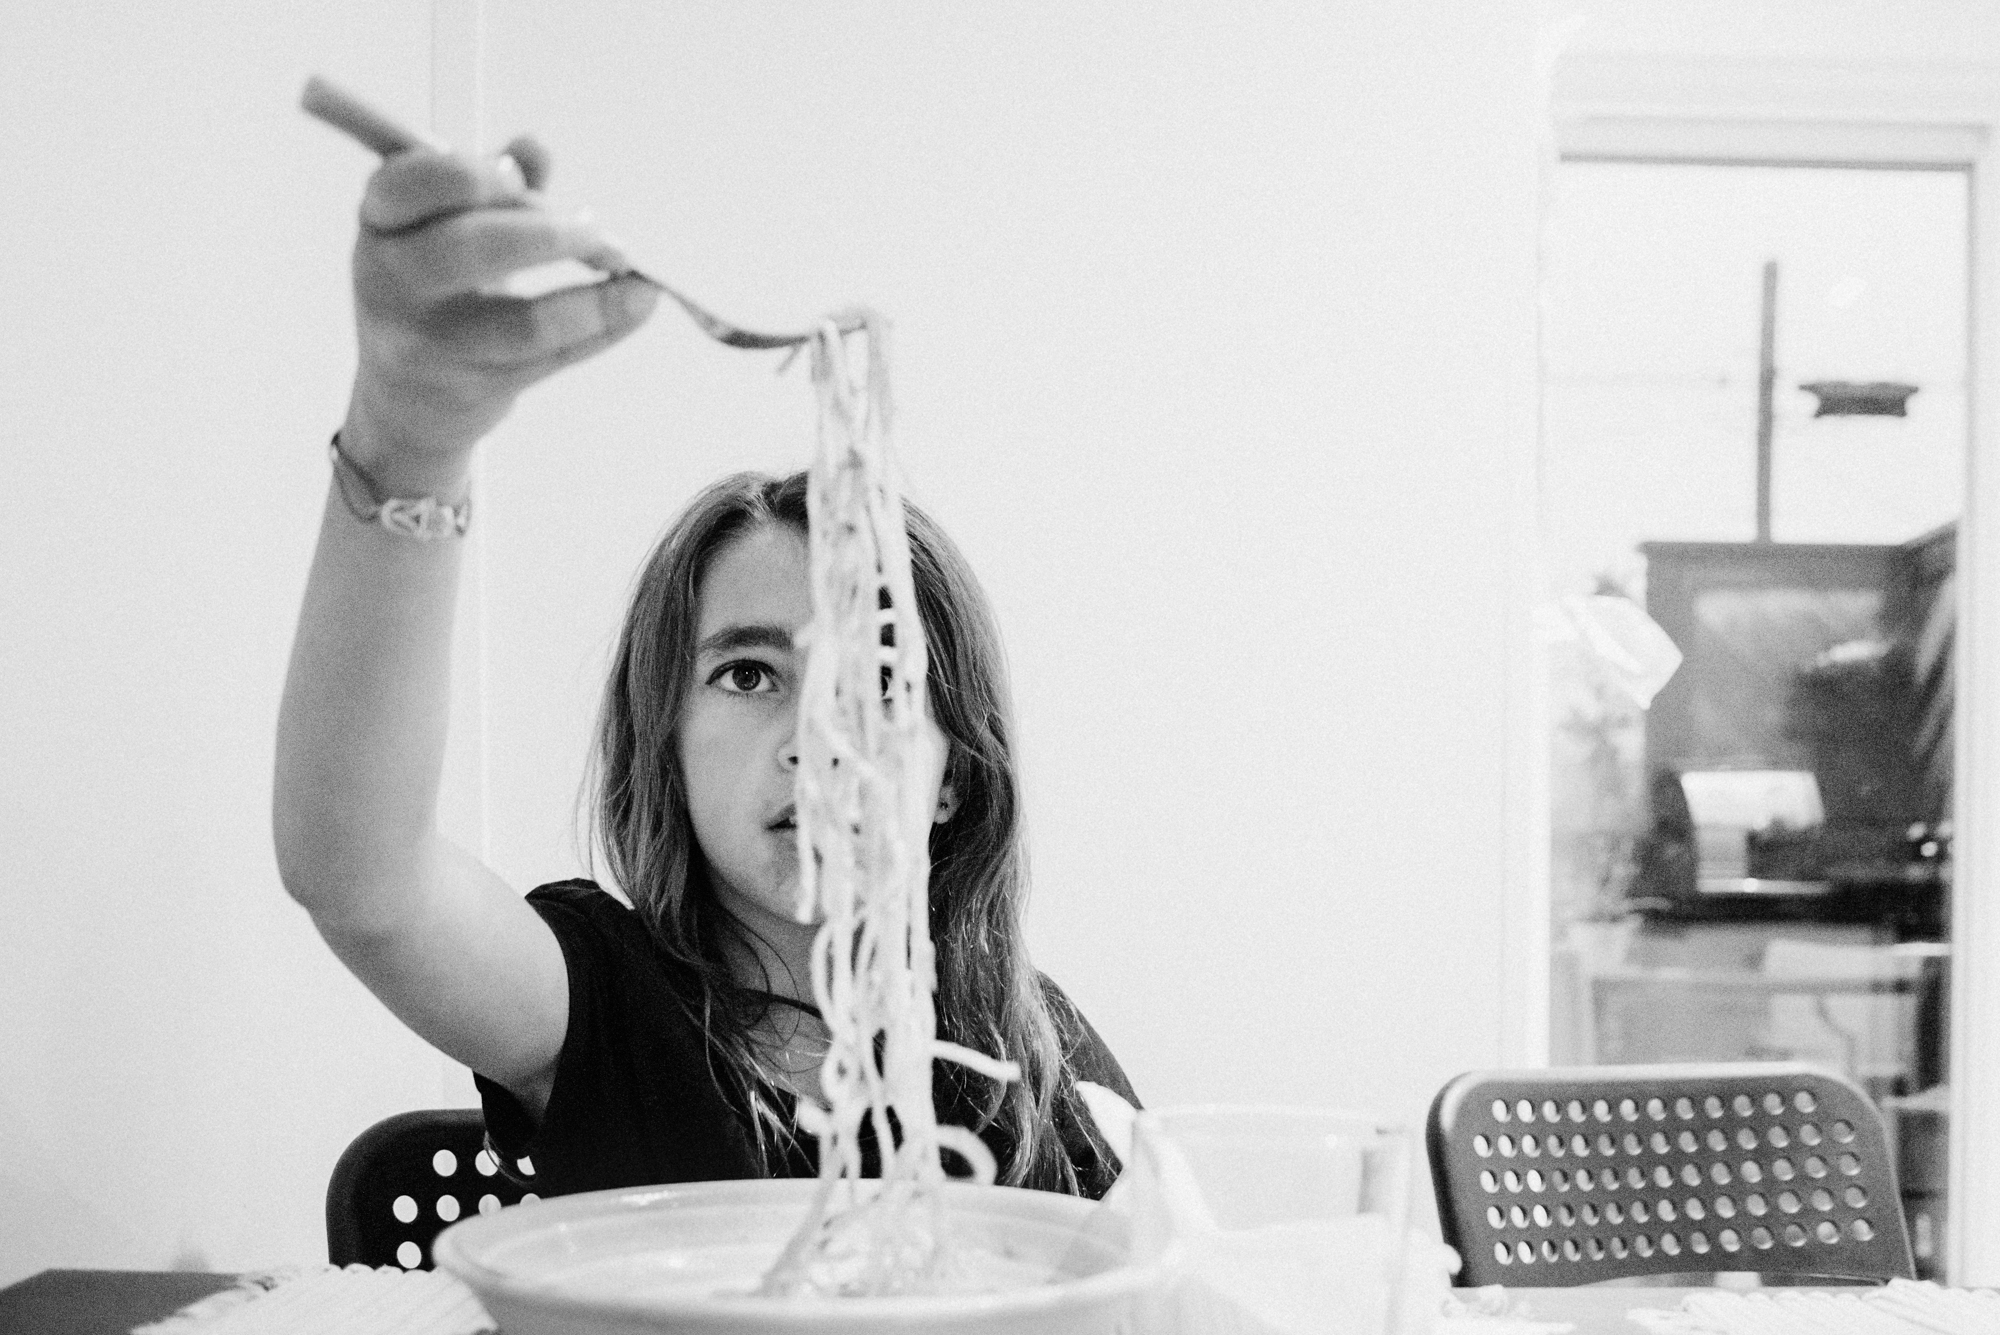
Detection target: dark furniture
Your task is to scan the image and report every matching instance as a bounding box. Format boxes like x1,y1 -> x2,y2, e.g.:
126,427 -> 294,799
1428,1063 -> 1915,1286
326,1108 -> 536,1270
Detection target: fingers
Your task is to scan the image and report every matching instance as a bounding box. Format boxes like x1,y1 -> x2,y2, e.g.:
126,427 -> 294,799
369,206 -> 630,299
433,276 -> 659,375
359,148 -> 535,234
499,134 -> 552,191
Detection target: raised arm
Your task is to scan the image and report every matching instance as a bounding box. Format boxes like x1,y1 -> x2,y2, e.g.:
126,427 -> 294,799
273,137 -> 656,1113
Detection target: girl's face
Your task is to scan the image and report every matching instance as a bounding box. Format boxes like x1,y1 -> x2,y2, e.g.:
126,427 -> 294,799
678,523 -> 952,941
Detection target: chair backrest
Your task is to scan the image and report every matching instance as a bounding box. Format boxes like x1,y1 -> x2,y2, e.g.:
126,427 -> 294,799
326,1109 -> 538,1269
1427,1063 -> 1914,1287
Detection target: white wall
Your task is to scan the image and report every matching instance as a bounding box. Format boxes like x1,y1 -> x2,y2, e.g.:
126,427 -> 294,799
1,2 -> 1545,1283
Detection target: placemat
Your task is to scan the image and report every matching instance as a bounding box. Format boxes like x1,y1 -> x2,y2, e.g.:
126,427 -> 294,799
1627,1281 -> 2000,1335
132,1265 -> 492,1335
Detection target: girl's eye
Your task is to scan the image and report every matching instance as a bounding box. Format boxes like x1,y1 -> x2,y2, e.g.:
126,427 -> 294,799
714,661 -> 778,695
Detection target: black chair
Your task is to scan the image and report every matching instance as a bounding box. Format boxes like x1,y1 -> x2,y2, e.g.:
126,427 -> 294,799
1428,1063 -> 1914,1287
326,1109 -> 538,1269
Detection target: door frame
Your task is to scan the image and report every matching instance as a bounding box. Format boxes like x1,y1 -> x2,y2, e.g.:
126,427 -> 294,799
1527,50 -> 2000,1282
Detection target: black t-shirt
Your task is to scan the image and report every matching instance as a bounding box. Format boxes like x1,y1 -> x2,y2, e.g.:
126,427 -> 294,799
474,880 -> 1138,1200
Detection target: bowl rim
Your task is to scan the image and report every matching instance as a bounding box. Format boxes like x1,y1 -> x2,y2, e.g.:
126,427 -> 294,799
433,1177 -> 1175,1322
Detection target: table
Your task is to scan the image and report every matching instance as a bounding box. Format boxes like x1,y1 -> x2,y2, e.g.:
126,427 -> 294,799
0,1271 -> 1854,1335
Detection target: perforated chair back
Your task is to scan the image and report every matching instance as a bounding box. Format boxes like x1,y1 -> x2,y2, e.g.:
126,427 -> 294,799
1428,1063 -> 1914,1286
326,1109 -> 539,1270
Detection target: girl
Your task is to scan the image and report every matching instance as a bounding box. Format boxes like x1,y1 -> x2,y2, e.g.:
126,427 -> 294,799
273,132 -> 1135,1203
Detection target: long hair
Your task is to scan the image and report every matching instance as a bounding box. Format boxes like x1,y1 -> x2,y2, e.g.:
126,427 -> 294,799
588,470 -> 1099,1191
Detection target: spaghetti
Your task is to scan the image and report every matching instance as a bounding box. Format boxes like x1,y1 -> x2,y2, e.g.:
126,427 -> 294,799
755,312 -> 1022,1297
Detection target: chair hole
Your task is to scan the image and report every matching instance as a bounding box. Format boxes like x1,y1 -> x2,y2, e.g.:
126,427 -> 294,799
1548,1136 -> 1567,1159
1720,1228 -> 1742,1252
1794,1090 -> 1817,1114
1816,1221 -> 1841,1244
1586,1236 -> 1606,1259
1610,1236 -> 1630,1259
1540,1239 -> 1559,1262
1480,1170 -> 1499,1192
1571,1134 -> 1591,1156
1737,1127 -> 1759,1150
1645,1097 -> 1667,1121
1767,1126 -> 1790,1148
1658,1199 -> 1677,1222
1593,1099 -> 1612,1123
396,1240 -> 422,1269
1681,1164 -> 1703,1187
1517,1099 -> 1537,1123
1732,1094 -> 1754,1116
1661,1231 -> 1681,1256
431,1149 -> 457,1178
1605,1201 -> 1625,1224
1777,1191 -> 1801,1214
1553,1169 -> 1571,1191
1831,1121 -> 1855,1143
1751,1226 -> 1774,1250
1707,1129 -> 1728,1152
1492,1099 -> 1512,1123
1703,1096 -> 1725,1118
1581,1202 -> 1601,1225
516,1157 -> 536,1177
1634,1234 -> 1655,1258
1523,1134 -> 1542,1157
1677,1131 -> 1699,1153
1746,1193 -> 1768,1216
1527,1169 -> 1546,1191
436,1194 -> 461,1222
1495,1242 -> 1513,1265
1798,1123 -> 1822,1146
1844,1186 -> 1868,1208
1504,1170 -> 1523,1191
1558,1203 -> 1577,1226
1567,1100 -> 1587,1123
1773,1158 -> 1796,1181
1684,1197 -> 1706,1220
1597,1133 -> 1617,1155
1652,1166 -> 1673,1189
1563,1237 -> 1582,1261
1510,1204 -> 1529,1227
1804,1155 -> 1828,1179
1691,1230 -> 1710,1254
1473,1134 -> 1492,1157
1649,1132 -> 1670,1154
1783,1223 -> 1808,1247
1516,1241 -> 1535,1264
474,1150 -> 498,1176
1620,1132 -> 1640,1156
479,1194 -> 502,1215
1838,1154 -> 1861,1176
392,1195 -> 418,1224
1810,1189 -> 1834,1211
1533,1204 -> 1551,1227
1714,1195 -> 1737,1218
1850,1218 -> 1876,1242
1632,1200 -> 1651,1224
1711,1162 -> 1733,1185
1675,1097 -> 1696,1120
1575,1168 -> 1594,1190
1541,1100 -> 1562,1123
1741,1161 -> 1764,1184
522,1192 -> 540,1203
1487,1205 -> 1506,1229
1619,1098 -> 1640,1122
1763,1093 -> 1785,1116
1498,1135 -> 1517,1157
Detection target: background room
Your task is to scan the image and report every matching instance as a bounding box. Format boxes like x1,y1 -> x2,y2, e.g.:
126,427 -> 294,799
4,0 -> 1998,1291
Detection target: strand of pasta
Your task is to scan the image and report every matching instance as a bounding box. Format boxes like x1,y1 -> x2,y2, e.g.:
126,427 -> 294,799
755,311 -> 1019,1297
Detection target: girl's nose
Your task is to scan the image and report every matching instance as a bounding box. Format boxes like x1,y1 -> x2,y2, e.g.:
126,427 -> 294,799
781,726 -> 800,769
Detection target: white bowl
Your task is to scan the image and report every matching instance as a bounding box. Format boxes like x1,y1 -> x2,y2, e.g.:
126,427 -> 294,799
433,1178 -> 1173,1335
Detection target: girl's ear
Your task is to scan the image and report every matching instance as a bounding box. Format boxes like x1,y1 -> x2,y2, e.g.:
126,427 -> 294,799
934,782 -> 960,825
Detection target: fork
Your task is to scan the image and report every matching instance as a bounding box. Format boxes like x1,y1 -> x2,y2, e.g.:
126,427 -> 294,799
300,75 -> 855,351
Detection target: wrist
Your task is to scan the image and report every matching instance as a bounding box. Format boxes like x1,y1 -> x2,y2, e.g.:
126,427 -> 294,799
339,388 -> 484,498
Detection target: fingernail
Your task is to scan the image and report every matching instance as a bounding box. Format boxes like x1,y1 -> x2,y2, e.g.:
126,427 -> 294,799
495,154 -> 528,194
620,279 -> 660,322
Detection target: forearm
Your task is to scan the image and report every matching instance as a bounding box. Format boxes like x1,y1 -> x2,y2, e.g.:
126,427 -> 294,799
273,433 -> 474,922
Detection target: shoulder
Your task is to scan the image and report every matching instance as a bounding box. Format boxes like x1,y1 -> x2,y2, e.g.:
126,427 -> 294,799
523,879 -> 648,940
1037,972 -> 1141,1110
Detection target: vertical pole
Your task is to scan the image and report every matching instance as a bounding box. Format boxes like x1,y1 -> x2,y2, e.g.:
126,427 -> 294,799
1756,259 -> 1777,542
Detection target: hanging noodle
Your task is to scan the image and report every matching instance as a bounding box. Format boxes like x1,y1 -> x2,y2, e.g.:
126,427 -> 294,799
755,312 -> 1023,1298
